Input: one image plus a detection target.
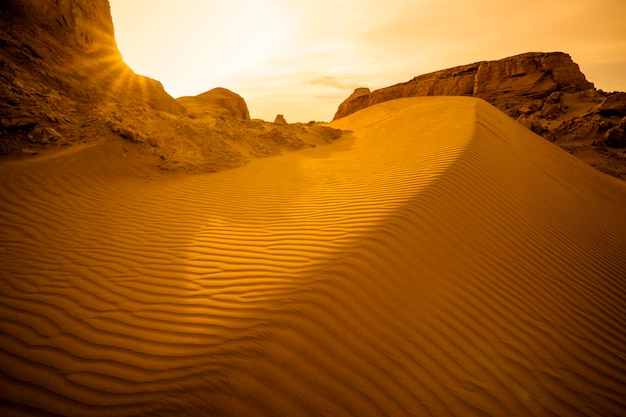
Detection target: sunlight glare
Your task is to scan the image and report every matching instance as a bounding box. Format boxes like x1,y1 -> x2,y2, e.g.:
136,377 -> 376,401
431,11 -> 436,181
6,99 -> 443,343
111,0 -> 298,98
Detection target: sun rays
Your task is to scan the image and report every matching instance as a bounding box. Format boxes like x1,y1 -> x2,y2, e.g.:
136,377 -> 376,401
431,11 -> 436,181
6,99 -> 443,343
71,23 -> 172,115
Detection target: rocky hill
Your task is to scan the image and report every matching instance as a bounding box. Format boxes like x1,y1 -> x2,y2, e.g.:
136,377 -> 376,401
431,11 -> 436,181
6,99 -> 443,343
334,52 -> 626,179
0,0 -> 344,172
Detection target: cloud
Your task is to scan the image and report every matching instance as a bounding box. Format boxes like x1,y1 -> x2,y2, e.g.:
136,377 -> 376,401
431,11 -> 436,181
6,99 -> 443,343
305,76 -> 361,91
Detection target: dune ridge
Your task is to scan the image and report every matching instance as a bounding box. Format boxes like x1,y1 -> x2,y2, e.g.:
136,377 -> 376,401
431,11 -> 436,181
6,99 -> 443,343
1,97 -> 625,416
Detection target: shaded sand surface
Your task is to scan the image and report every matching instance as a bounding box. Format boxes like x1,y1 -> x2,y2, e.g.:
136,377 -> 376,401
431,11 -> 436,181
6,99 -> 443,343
1,97 -> 625,416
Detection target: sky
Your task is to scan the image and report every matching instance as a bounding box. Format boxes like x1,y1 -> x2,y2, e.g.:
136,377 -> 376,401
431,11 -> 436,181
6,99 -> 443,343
109,0 -> 626,122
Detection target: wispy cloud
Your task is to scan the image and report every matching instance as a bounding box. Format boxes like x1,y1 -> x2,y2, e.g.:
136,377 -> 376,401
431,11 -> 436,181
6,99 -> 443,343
305,76 -> 361,91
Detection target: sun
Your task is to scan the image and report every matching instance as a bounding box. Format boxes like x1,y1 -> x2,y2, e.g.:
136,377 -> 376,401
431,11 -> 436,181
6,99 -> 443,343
110,0 -> 299,98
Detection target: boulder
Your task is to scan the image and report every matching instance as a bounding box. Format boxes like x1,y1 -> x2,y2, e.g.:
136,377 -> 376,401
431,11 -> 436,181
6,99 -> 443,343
603,127 -> 626,148
595,92 -> 626,117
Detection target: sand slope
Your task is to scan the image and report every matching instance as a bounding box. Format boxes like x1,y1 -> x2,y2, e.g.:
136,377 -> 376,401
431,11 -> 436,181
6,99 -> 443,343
1,97 -> 625,416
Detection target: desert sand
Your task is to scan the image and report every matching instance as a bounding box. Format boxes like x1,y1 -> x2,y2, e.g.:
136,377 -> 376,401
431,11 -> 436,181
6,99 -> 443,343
1,97 -> 625,416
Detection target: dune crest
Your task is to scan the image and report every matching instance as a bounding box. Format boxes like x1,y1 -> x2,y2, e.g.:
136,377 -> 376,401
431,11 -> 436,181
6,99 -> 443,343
1,97 -> 625,416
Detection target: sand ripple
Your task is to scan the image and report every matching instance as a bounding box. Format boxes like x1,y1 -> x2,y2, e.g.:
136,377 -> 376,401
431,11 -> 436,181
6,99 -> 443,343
1,97 -> 625,416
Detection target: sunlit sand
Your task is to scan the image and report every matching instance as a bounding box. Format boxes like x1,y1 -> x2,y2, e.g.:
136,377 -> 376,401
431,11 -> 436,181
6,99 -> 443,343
1,97 -> 625,416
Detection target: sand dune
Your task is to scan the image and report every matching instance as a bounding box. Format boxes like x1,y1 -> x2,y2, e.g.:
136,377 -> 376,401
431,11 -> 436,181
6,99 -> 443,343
1,97 -> 625,416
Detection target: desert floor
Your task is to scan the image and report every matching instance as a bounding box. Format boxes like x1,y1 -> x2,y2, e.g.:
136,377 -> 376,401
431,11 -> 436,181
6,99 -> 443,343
1,97 -> 625,416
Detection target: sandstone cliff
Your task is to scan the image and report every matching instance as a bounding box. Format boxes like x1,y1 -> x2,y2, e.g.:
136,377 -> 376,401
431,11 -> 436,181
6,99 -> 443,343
334,52 -> 626,179
334,52 -> 594,120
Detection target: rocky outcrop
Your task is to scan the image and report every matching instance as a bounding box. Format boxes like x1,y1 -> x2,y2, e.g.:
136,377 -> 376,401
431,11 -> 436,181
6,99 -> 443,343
550,93 -> 626,148
177,88 -> 251,120
334,52 -> 626,179
0,0 -> 184,154
334,52 -> 593,120
594,92 -> 626,117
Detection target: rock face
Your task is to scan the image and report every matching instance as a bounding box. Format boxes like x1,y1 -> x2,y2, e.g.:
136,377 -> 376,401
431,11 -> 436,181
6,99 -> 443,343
334,52 -> 626,179
334,52 -> 593,120
0,0 -> 185,154
177,88 -> 251,120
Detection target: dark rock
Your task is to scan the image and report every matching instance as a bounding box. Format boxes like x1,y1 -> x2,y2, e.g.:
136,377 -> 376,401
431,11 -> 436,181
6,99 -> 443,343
604,127 -> 626,148
117,127 -> 139,142
274,114 -> 287,125
540,102 -> 563,119
595,92 -> 626,117
0,115 -> 38,129
546,91 -> 561,104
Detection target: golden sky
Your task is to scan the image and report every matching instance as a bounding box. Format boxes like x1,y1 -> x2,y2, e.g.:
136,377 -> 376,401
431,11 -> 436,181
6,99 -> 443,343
109,0 -> 626,122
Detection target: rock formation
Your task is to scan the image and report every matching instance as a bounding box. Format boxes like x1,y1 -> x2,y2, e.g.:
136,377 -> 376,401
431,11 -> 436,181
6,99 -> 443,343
177,88 -> 250,120
334,52 -> 626,179
274,114 -> 287,125
334,52 -> 594,120
0,0 -> 184,154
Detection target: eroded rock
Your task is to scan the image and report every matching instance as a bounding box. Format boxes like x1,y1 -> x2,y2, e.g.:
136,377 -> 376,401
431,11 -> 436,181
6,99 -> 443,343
333,52 -> 593,120
595,92 -> 626,117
